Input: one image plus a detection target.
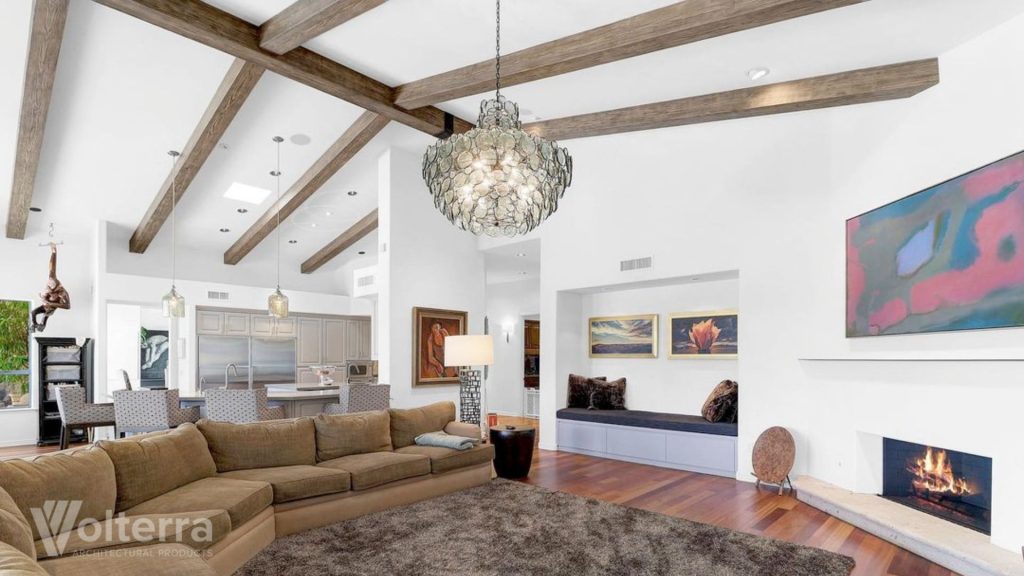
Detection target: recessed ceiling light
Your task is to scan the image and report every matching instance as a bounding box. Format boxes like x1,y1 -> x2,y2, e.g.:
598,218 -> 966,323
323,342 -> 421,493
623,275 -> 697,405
516,252 -> 526,257
325,211 -> 332,217
747,67 -> 770,81
224,182 -> 272,205
310,223 -> 317,228
29,207 -> 41,213
358,251 -> 366,255
347,190 -> 358,197
519,271 -> 527,275
219,228 -> 230,233
288,240 -> 297,244
290,134 -> 311,146
236,208 -> 248,214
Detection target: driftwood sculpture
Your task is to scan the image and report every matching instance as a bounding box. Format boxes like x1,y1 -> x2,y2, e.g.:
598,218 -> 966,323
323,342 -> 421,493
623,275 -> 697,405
30,244 -> 70,333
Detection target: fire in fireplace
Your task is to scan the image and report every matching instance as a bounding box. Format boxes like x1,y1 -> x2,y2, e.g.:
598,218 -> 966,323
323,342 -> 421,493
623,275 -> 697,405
881,438 -> 992,535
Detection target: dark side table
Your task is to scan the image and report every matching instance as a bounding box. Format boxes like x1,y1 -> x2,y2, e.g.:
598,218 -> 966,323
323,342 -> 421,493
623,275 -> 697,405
489,425 -> 536,478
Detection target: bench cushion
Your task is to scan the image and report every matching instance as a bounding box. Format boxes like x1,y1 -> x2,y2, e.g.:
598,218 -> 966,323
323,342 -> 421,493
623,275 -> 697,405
125,477 -> 272,529
556,408 -> 738,436
313,411 -> 391,461
218,465 -> 350,503
34,510 -> 230,558
317,452 -> 430,490
197,418 -> 315,472
39,543 -> 215,576
393,444 -> 495,474
97,424 -> 216,512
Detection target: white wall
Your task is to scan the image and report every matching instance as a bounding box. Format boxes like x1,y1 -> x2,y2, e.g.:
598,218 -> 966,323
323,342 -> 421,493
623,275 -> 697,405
581,278 -> 738,414
0,231 -> 95,446
538,14 -> 1024,552
377,148 -> 487,412
484,278 -> 540,415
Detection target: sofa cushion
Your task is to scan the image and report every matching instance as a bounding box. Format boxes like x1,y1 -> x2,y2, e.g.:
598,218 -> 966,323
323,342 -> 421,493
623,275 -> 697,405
0,486 -> 35,560
38,543 -> 215,576
34,510 -> 230,559
388,402 -> 455,449
97,424 -> 216,512
701,379 -> 738,423
125,477 -> 272,529
0,542 -> 45,575
394,444 -> 495,474
317,452 -> 430,490
197,418 -> 315,472
0,447 -> 116,540
218,465 -> 350,503
314,411 -> 391,461
443,421 -> 481,441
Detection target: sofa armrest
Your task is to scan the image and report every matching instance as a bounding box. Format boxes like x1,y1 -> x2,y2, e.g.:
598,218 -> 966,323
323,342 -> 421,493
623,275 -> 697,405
0,542 -> 46,575
444,421 -> 482,441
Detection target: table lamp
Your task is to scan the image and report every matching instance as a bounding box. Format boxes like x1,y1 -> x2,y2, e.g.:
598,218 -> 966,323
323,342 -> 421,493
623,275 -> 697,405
444,335 -> 493,428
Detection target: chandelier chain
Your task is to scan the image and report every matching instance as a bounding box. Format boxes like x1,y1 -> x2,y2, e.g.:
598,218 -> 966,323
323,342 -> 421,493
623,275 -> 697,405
169,150 -> 179,287
274,137 -> 282,290
495,0 -> 501,99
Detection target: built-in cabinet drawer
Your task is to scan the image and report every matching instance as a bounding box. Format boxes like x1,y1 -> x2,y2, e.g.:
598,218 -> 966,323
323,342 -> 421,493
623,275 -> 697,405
607,427 -> 667,462
557,420 -> 607,453
665,431 -> 737,475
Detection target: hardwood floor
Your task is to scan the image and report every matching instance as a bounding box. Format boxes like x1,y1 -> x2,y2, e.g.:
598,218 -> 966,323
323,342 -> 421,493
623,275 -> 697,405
0,418 -> 956,576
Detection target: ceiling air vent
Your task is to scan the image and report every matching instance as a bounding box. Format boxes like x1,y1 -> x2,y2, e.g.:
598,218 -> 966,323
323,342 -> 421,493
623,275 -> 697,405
207,290 -> 230,301
357,275 -> 376,288
620,256 -> 652,272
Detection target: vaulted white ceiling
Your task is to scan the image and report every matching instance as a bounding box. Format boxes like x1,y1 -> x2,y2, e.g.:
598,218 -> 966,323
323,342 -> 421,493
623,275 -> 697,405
2,0 -> 1023,293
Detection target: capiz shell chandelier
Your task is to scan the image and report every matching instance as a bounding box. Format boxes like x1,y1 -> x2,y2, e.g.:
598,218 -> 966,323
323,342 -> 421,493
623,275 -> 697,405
422,0 -> 572,237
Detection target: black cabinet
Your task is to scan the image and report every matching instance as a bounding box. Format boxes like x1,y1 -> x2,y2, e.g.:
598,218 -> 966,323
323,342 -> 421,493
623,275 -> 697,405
36,338 -> 93,446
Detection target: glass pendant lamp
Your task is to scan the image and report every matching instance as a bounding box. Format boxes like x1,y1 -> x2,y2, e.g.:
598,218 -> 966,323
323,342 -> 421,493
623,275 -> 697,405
162,150 -> 185,318
267,136 -> 289,318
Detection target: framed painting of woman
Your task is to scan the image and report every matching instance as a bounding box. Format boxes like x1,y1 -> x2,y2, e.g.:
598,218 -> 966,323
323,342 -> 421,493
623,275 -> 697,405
412,307 -> 468,386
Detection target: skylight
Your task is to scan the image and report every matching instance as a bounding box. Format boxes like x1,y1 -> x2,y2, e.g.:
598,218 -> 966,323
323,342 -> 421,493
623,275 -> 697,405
224,182 -> 272,205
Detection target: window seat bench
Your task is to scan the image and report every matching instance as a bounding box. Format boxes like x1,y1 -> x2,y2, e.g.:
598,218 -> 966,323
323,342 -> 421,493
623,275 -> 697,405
556,408 -> 737,477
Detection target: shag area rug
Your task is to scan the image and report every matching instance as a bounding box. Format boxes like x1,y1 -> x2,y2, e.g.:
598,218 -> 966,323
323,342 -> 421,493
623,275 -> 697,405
236,480 -> 855,576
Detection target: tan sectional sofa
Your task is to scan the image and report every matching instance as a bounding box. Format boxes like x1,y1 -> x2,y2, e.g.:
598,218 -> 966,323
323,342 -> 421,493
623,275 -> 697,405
0,401 -> 493,575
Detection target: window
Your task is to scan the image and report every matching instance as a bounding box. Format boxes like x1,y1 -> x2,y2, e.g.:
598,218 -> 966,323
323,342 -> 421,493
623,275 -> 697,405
0,300 -> 31,409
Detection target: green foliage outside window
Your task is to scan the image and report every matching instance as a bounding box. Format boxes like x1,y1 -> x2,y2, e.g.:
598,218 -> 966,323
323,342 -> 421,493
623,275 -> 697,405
0,301 -> 31,408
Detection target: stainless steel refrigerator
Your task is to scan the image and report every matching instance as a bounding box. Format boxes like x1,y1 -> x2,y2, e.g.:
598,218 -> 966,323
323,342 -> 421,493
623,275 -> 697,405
197,336 -> 296,390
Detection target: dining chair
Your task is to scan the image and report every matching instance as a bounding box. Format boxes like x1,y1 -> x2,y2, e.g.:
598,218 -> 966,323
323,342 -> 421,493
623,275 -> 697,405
112,389 -> 200,435
120,369 -> 133,391
324,384 -> 391,415
53,385 -> 116,449
203,389 -> 285,423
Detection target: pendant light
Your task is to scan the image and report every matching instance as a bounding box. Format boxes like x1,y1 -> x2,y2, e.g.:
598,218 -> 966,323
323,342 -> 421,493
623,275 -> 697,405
161,150 -> 185,318
422,0 -> 572,237
267,136 -> 289,318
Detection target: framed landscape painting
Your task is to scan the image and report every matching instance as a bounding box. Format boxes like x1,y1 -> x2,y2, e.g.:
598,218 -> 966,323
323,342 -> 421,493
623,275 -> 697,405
669,310 -> 738,359
412,307 -> 467,386
589,315 -> 658,358
847,149 -> 1024,337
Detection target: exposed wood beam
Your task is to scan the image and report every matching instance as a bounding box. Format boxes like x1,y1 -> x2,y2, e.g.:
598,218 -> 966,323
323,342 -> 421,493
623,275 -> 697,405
224,112 -> 389,265
129,59 -> 264,253
6,0 -> 69,240
301,209 -> 377,273
393,0 -> 866,109
93,0 -> 471,136
523,59 -> 939,141
260,0 -> 387,55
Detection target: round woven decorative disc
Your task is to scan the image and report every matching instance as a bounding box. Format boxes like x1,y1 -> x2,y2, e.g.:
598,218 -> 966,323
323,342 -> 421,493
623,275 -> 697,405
752,426 -> 795,485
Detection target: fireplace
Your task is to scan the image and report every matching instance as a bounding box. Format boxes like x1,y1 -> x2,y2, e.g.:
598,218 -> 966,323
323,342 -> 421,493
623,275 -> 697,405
881,438 -> 992,534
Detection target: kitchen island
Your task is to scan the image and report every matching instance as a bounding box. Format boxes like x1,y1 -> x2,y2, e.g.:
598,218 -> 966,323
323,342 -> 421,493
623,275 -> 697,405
180,384 -> 340,418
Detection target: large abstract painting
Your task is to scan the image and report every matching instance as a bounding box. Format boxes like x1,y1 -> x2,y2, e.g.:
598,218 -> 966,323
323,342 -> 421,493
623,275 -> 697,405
669,310 -> 738,358
412,307 -> 467,386
589,315 -> 658,358
847,150 -> 1024,337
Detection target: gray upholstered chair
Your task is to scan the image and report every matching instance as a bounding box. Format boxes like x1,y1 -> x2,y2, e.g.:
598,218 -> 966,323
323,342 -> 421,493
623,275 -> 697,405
53,384 -> 115,449
324,384 -> 391,415
203,389 -> 285,423
112,389 -> 200,435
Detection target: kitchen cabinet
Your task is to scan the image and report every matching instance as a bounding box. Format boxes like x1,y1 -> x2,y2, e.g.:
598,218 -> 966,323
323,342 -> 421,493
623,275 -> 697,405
297,318 -> 322,365
223,313 -> 250,336
275,317 -> 296,337
297,367 -> 318,384
346,320 -> 371,360
252,315 -> 296,338
323,319 -> 347,365
197,311 -> 224,335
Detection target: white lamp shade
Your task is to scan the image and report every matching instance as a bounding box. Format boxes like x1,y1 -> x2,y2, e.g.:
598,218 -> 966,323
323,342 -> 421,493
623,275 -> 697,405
444,335 -> 494,367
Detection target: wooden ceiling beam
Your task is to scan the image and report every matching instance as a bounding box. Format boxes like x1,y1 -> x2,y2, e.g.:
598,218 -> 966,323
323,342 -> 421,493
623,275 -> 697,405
260,0 -> 387,55
301,208 -> 377,273
129,58 -> 264,254
393,0 -> 866,109
523,59 -> 939,141
224,111 -> 389,266
93,0 -> 471,136
6,0 -> 69,240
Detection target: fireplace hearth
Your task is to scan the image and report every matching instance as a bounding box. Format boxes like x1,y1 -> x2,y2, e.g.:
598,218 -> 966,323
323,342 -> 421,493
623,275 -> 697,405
881,438 -> 992,535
